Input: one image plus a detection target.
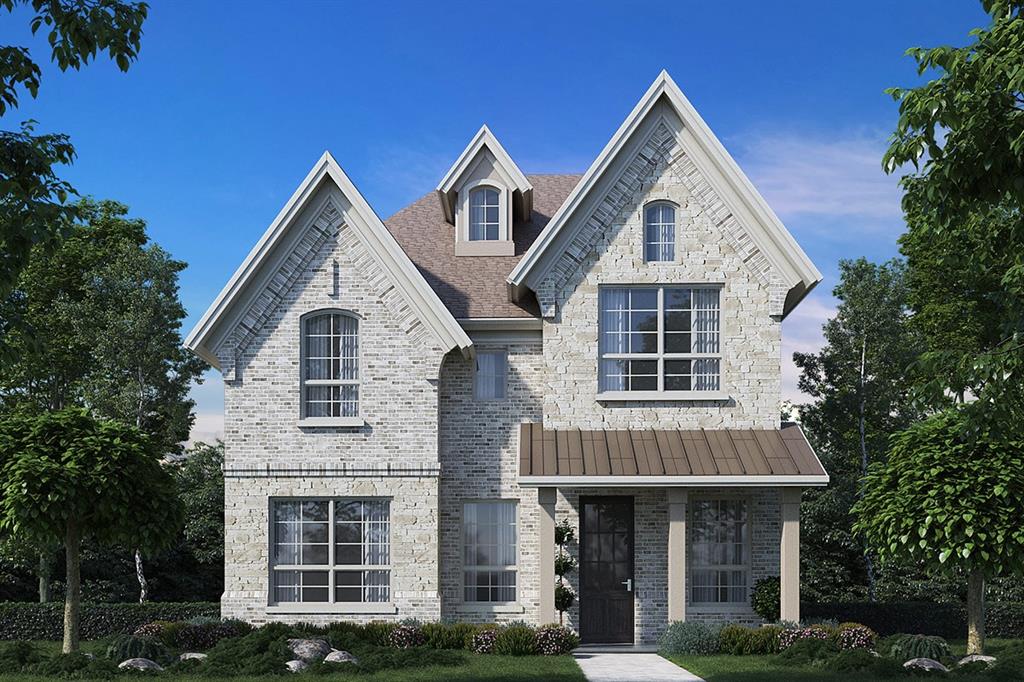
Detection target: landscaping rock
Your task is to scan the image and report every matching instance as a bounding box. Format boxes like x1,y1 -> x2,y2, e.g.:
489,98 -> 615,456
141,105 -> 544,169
958,654 -> 996,667
179,652 -> 208,662
324,649 -> 359,665
286,638 -> 332,662
118,657 -> 164,672
903,657 -> 950,673
286,659 -> 308,673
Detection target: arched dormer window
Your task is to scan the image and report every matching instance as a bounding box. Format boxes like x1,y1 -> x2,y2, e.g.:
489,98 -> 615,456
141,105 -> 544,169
644,201 -> 677,262
469,186 -> 501,241
301,310 -> 359,420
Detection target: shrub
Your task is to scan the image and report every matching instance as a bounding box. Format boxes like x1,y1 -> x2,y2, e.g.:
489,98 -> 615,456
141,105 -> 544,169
989,647 -> 1024,682
174,620 -> 251,651
776,637 -> 840,665
718,624 -> 754,655
326,646 -> 463,674
751,576 -> 781,622
471,627 -> 498,654
0,640 -> 43,671
886,633 -> 951,662
779,624 -> 836,649
555,583 -> 576,612
837,623 -> 876,650
132,621 -> 164,639
534,624 -> 580,655
0,601 -> 219,640
660,621 -> 719,655
26,653 -> 119,679
421,622 -> 474,650
105,633 -> 170,664
744,625 -> 782,655
202,622 -> 295,677
825,648 -> 881,672
388,623 -> 427,649
495,624 -> 538,656
361,621 -> 397,647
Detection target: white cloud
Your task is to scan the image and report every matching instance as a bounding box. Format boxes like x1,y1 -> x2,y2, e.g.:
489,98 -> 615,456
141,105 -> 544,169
188,412 -> 224,447
781,292 -> 836,403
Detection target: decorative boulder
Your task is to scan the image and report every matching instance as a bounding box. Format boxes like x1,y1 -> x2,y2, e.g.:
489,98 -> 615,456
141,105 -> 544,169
118,657 -> 164,672
286,638 -> 332,662
324,649 -> 359,665
958,654 -> 996,667
286,659 -> 309,673
903,657 -> 950,673
179,652 -> 208,662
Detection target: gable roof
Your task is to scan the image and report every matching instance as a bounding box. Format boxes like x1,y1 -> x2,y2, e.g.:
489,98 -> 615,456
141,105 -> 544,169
507,70 -> 822,319
436,124 -> 533,223
185,152 -> 472,370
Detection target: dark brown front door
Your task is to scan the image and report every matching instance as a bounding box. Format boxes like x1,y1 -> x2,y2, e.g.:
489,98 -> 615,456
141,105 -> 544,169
579,496 -> 634,644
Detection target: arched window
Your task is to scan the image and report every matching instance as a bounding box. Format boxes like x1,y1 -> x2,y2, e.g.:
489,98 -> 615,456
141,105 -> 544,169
469,187 -> 501,241
644,202 -> 676,262
301,311 -> 359,418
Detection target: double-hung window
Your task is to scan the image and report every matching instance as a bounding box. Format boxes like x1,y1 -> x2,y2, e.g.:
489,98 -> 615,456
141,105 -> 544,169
469,187 -> 501,241
271,499 -> 390,605
598,286 -> 721,395
463,501 -> 517,603
644,202 -> 676,262
301,311 -> 359,418
690,498 -> 749,604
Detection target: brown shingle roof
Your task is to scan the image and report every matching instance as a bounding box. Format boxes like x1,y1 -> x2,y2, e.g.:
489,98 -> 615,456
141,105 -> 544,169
518,422 -> 827,481
384,174 -> 582,319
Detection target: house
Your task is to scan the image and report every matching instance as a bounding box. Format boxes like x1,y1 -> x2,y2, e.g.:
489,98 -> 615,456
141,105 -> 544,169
185,71 -> 828,645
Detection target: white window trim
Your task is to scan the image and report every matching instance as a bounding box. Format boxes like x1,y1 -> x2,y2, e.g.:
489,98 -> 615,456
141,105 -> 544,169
473,350 -> 508,401
596,285 -> 724,400
460,499 -> 520,607
687,495 -> 752,609
268,497 -> 392,610
455,179 -> 514,256
642,200 -> 679,263
298,309 -> 362,426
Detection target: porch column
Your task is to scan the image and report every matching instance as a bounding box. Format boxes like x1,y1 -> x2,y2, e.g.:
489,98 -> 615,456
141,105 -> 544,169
538,487 -> 557,624
780,487 -> 802,622
667,488 -> 687,622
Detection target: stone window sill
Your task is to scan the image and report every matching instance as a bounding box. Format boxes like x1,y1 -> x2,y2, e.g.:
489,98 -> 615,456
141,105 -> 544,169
266,603 -> 396,615
596,391 -> 729,402
296,417 -> 365,428
456,602 -> 525,615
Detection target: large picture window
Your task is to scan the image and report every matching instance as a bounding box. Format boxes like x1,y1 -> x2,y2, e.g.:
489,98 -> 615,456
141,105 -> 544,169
463,501 -> 517,603
301,311 -> 359,418
271,499 -> 390,605
598,286 -> 721,395
690,498 -> 748,604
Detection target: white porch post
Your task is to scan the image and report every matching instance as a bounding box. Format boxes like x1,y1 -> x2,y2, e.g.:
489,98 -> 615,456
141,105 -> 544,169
538,487 -> 557,624
667,488 -> 688,622
780,487 -> 802,622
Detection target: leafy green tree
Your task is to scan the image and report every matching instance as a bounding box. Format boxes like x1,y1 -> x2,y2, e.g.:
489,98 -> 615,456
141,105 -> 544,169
852,409 -> 1024,654
0,408 -> 182,652
794,258 -> 920,600
173,441 -> 224,568
0,0 -> 149,297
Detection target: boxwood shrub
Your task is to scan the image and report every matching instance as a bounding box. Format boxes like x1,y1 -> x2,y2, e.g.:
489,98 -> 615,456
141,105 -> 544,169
0,602 -> 219,640
804,601 -> 1024,638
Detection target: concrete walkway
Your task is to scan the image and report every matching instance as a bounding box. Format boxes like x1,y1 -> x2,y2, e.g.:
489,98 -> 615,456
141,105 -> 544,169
573,652 -> 704,682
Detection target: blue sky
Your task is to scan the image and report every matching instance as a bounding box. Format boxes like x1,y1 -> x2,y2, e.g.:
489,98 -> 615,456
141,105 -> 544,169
1,1 -> 989,442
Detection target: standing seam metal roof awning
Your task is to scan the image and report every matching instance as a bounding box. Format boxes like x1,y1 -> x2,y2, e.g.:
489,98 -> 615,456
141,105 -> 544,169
517,422 -> 828,487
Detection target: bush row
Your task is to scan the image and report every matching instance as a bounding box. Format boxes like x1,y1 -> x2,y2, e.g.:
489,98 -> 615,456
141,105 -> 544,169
661,620 -> 876,656
803,601 -> 1024,638
315,620 -> 579,656
0,602 -> 219,640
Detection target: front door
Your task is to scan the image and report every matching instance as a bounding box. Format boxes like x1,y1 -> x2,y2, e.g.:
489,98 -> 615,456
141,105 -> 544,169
579,496 -> 634,644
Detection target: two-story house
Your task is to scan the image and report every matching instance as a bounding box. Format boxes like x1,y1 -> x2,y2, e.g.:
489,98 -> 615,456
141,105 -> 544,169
185,71 -> 828,645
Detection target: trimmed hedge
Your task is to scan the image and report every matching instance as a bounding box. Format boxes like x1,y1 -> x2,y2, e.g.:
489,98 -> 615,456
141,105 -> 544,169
803,601 -> 1024,638
0,601 -> 218,640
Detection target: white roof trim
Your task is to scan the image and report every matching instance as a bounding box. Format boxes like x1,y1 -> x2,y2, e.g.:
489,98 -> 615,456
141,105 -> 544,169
518,475 -> 830,488
185,152 -> 472,369
507,70 -> 822,317
436,124 -> 533,223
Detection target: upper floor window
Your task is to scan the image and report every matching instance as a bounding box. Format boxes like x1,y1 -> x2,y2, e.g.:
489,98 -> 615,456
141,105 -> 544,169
690,498 -> 748,604
469,187 -> 501,241
644,202 -> 676,262
474,351 -> 507,401
302,311 -> 359,418
598,286 -> 721,395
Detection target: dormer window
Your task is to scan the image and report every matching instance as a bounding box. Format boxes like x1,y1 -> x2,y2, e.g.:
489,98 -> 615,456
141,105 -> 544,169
469,187 -> 501,241
644,202 -> 676,262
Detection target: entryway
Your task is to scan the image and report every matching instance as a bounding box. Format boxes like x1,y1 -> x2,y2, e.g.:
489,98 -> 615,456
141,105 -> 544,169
579,496 -> 634,644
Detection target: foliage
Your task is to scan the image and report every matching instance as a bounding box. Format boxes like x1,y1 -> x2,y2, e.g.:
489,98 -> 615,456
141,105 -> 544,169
201,622 -> 294,677
554,518 -> 576,624
779,624 -> 836,650
494,624 -> 538,656
173,619 -> 250,651
360,620 -> 396,647
718,625 -> 753,655
534,624 -> 579,655
885,633 -> 952,661
555,518 -> 575,545
0,600 -> 217,640
421,622 -> 475,650
554,553 -> 576,577
775,636 -> 840,665
824,648 -> 898,675
388,623 -> 426,649
750,576 -> 780,622
0,639 -> 42,669
660,620 -> 720,655
470,627 -> 498,654
837,622 -> 876,650
555,582 -> 576,613
171,442 -> 224,568
104,633 -> 169,664
989,647 -> 1024,681
25,651 -> 118,679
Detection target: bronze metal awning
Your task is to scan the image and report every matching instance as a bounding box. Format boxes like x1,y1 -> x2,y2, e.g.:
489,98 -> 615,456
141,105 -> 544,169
517,422 -> 828,487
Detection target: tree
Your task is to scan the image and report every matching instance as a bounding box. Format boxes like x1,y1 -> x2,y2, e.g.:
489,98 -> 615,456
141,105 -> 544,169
172,441 -> 224,567
852,409 -> 1024,654
0,0 -> 149,297
0,408 -> 182,652
793,258 -> 920,600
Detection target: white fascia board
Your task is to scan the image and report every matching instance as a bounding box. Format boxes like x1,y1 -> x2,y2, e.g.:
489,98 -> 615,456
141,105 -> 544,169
436,125 -> 533,222
185,152 -> 471,370
457,317 -> 543,331
518,475 -> 830,488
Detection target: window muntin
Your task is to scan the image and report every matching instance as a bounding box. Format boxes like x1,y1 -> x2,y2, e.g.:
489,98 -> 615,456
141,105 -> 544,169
474,351 -> 507,400
690,498 -> 749,604
302,311 -> 359,418
644,203 -> 676,262
463,501 -> 517,603
469,187 -> 501,241
598,286 -> 721,393
271,499 -> 390,605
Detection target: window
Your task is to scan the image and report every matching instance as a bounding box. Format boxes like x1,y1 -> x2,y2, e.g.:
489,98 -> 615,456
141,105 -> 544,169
474,351 -> 507,400
302,311 -> 359,418
271,499 -> 390,605
690,498 -> 748,604
644,202 -> 676,262
598,286 -> 721,394
469,187 -> 501,241
463,501 -> 517,602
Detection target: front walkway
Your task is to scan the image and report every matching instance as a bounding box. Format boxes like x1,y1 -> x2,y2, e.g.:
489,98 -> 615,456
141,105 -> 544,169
573,652 -> 704,682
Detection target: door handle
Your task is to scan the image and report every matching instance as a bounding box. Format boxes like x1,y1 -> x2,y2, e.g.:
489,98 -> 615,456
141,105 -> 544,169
621,578 -> 633,592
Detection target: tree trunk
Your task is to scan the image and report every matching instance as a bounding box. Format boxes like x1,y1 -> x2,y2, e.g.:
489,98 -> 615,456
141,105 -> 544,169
62,523 -> 82,654
135,548 -> 148,603
38,551 -> 51,603
857,336 -> 877,601
967,568 -> 985,655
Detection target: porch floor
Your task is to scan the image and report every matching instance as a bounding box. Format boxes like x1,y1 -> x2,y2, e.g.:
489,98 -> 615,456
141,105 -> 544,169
573,652 -> 704,682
